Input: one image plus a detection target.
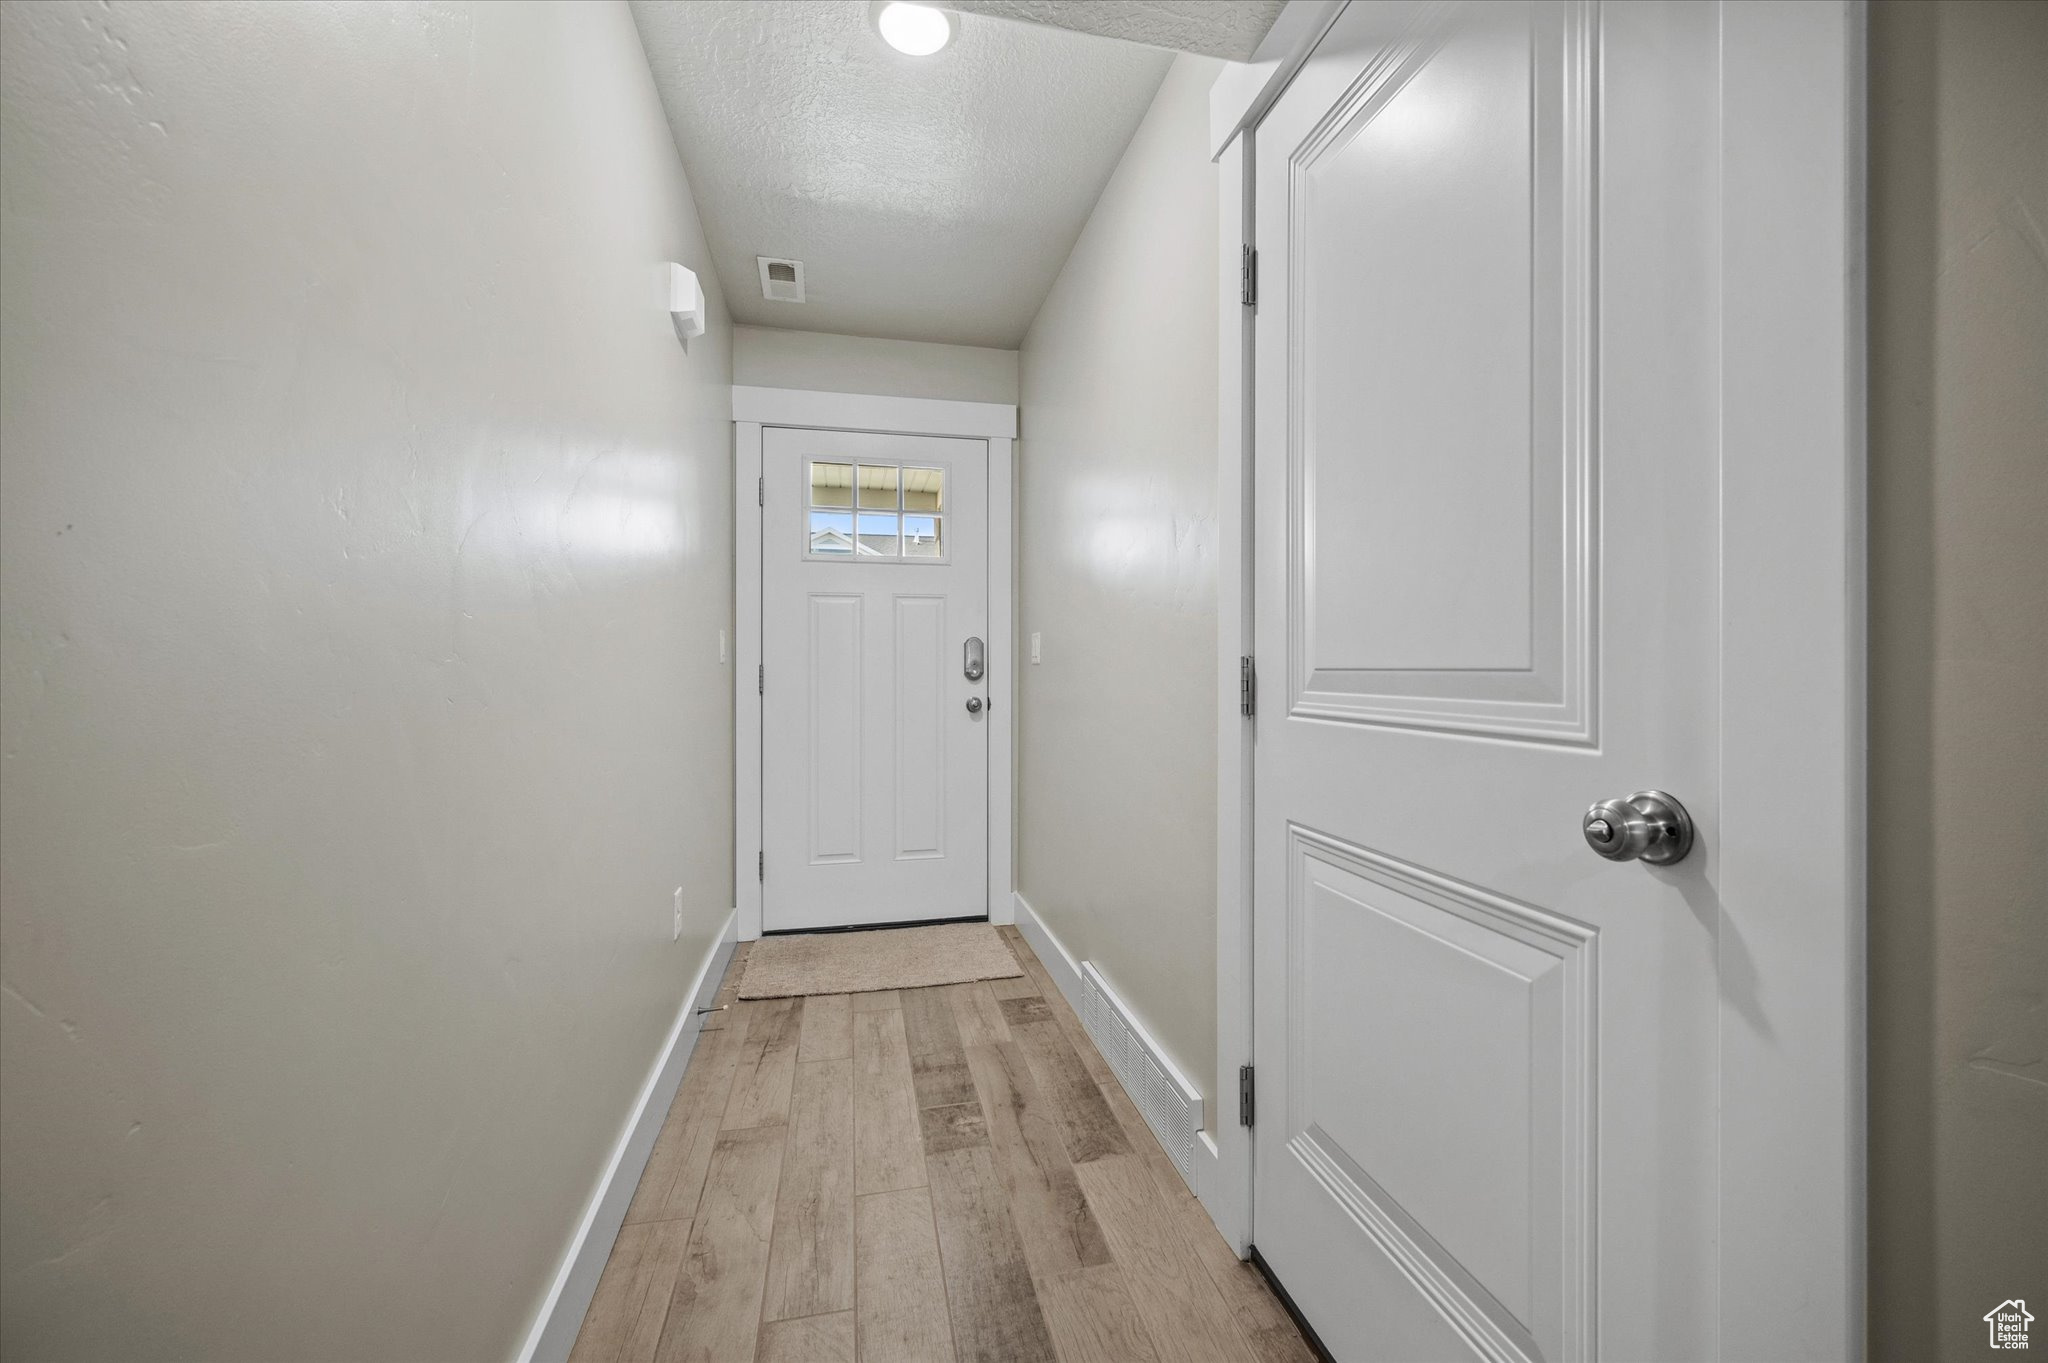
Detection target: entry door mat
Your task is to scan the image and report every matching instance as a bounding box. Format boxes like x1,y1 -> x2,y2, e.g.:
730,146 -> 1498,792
736,922 -> 1024,999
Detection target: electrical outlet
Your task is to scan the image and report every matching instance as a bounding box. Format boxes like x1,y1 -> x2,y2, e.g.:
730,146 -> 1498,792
1030,631 -> 1042,664
673,887 -> 683,941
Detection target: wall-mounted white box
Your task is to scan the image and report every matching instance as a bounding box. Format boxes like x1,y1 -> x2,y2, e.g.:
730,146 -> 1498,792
668,263 -> 705,347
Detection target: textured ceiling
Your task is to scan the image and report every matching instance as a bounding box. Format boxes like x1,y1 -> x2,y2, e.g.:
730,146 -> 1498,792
942,0 -> 1288,61
629,0 -> 1174,348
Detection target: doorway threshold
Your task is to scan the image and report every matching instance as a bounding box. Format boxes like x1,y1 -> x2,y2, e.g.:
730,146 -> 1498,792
759,912 -> 989,937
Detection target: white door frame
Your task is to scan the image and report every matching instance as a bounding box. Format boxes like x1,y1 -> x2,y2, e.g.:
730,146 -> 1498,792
1207,4 -> 1868,1358
732,385 -> 1017,943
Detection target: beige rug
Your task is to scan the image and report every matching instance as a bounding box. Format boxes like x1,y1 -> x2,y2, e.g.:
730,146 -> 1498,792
736,922 -> 1024,999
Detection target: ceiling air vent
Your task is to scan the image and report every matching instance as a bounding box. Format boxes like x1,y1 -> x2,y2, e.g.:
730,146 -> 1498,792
757,256 -> 805,304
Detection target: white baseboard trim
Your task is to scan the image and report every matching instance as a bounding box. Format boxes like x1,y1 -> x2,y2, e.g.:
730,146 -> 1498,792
1010,890 -> 1085,1019
1010,892 -> 1223,1215
514,909 -> 739,1363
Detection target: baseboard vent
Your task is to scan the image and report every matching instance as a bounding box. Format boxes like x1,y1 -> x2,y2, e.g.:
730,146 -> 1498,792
1079,962 -> 1203,1182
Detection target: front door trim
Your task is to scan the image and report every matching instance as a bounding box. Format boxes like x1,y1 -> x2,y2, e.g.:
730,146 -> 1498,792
733,385 -> 1017,943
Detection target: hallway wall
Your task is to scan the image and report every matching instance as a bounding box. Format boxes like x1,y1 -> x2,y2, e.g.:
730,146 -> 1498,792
1015,54 -> 1224,1101
733,325 -> 1019,404
1867,3 -> 2048,1357
0,4 -> 733,1359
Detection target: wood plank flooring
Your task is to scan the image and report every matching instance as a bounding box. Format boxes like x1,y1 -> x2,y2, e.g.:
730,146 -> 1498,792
570,927 -> 1316,1363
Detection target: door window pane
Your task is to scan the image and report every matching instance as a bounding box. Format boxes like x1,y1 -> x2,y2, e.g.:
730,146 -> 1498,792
809,510 -> 855,553
810,462 -> 854,508
804,461 -> 948,561
903,515 -> 943,558
903,467 -> 944,513
857,464 -> 900,510
857,512 -> 899,556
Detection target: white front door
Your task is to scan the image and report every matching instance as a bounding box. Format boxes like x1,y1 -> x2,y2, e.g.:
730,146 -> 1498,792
1252,3 -> 1723,1359
761,426 -> 990,932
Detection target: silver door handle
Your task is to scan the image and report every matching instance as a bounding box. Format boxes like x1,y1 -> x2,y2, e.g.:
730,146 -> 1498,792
963,637 -> 984,682
965,696 -> 984,715
1582,791 -> 1694,864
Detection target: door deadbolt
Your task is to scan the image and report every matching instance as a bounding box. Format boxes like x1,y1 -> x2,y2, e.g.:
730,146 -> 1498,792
963,637 -> 985,682
1582,790 -> 1694,865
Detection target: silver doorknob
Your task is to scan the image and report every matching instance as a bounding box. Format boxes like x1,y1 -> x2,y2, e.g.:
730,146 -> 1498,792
1582,790 -> 1694,865
965,696 -> 983,715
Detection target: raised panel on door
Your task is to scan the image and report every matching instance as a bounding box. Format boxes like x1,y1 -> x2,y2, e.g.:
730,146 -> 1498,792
891,594 -> 947,860
1289,0 -> 1593,743
1285,828 -> 1593,1363
808,594 -> 863,864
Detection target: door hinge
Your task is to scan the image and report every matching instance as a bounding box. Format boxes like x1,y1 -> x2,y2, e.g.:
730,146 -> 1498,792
1240,655 -> 1256,718
757,663 -> 764,695
1240,245 -> 1258,308
1239,1064 -> 1256,1127
757,475 -> 763,507
757,850 -> 764,882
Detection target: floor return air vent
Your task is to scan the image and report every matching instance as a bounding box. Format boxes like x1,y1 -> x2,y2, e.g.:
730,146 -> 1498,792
1078,962 -> 1203,1181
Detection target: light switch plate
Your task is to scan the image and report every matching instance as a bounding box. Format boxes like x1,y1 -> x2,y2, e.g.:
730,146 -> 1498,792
1030,632 -> 1042,664
673,888 -> 683,941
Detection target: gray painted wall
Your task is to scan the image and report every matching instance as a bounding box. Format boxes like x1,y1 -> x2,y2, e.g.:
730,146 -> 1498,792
1868,3 -> 2048,1357
733,326 -> 1019,403
0,4 -> 734,1358
1016,54 -> 1224,1099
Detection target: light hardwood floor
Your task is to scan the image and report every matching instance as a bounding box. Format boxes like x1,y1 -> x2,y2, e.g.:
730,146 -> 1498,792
570,926 -> 1318,1363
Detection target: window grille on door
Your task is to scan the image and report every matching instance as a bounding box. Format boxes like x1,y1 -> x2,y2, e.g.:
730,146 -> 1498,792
805,460 -> 946,562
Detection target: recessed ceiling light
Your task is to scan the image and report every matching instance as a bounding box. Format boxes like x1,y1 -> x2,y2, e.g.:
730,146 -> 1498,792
872,2 -> 955,57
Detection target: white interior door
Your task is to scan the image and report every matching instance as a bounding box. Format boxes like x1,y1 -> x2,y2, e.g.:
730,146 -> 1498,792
1252,2 -> 1724,1359
762,427 -> 989,932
